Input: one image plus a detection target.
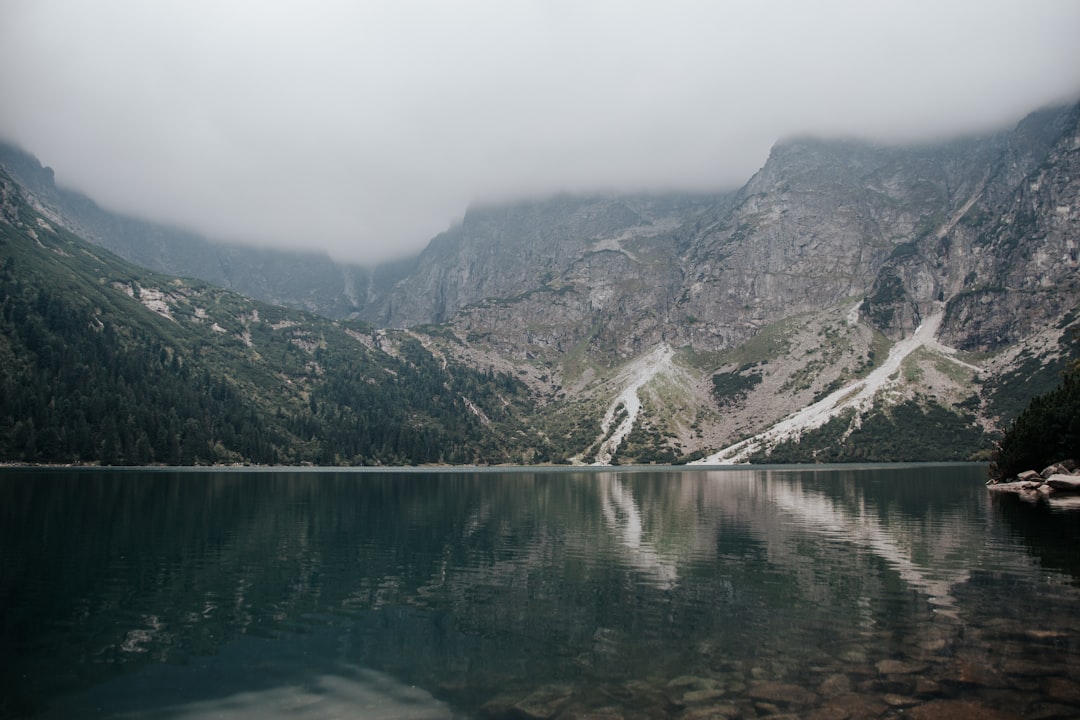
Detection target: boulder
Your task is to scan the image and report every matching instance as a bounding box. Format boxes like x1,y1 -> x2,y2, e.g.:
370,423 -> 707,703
986,482 -> 1027,492
1041,463 -> 1069,479
1046,474 -> 1080,492
1018,470 -> 1043,482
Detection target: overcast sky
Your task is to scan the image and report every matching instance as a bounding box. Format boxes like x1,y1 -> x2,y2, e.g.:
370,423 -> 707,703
2,1 -> 1079,264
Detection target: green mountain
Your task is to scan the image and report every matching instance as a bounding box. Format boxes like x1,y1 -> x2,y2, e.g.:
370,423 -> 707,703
0,168 -> 547,466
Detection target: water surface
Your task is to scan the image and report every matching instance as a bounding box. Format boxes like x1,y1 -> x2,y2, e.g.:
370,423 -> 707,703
2,464 -> 1079,718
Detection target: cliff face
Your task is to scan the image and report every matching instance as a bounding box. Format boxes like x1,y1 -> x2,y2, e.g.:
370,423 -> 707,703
679,135 -> 999,347
935,104 -> 1080,350
359,102 -> 1077,369
364,193 -> 724,326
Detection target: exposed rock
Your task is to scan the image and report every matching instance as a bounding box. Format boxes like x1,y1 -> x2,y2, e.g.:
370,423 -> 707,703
1042,463 -> 1070,479
1046,474 -> 1080,491
988,462 -> 1080,499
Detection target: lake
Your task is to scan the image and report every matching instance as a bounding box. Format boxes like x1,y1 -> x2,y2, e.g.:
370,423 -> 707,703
2,464 -> 1079,719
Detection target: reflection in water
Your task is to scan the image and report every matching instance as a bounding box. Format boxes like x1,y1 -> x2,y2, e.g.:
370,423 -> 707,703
992,490 -> 1080,580
763,472 -> 970,618
600,476 -> 678,588
1,465 -> 1078,719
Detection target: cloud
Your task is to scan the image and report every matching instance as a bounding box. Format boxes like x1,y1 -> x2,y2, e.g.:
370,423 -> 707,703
2,0 -> 1079,264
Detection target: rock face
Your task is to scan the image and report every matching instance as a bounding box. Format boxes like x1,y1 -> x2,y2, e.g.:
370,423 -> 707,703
353,102 -> 1080,367
681,134 -> 1000,347
361,193 -> 727,359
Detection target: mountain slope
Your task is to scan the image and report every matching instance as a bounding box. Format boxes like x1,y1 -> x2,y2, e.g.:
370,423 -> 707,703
2,100 -> 1078,466
397,102 -> 1080,464
0,141 -> 409,319
0,167 -> 547,465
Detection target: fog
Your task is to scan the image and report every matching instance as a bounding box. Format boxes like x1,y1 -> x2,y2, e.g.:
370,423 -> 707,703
1,0 -> 1078,264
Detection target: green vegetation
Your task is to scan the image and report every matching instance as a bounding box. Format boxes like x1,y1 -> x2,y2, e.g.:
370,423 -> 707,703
982,329 -> 1080,425
888,241 -> 919,260
863,268 -> 907,329
715,314 -> 799,367
711,365 -> 762,406
612,415 -> 681,464
991,360 -> 1080,480
753,400 -> 991,463
0,170 -> 550,466
533,396 -> 603,463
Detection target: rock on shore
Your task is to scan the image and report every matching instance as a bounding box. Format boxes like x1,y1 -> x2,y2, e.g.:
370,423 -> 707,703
987,460 -> 1080,502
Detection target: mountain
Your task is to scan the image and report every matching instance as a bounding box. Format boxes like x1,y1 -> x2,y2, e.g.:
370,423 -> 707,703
0,141 -> 402,319
0,167 -> 550,465
352,101 -> 1080,464
0,98 -> 1075,464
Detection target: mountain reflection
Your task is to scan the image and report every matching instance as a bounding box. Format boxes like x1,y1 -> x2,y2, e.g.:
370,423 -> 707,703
0,465 -> 1040,719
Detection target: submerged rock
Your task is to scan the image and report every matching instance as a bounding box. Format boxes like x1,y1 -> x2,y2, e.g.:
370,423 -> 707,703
816,673 -> 852,698
874,659 -> 929,675
513,684 -> 576,719
678,704 -> 741,719
747,681 -> 818,707
813,693 -> 888,718
904,699 -> 1023,720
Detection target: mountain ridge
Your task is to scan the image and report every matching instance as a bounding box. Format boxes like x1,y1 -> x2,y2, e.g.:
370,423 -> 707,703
2,99 -> 1078,465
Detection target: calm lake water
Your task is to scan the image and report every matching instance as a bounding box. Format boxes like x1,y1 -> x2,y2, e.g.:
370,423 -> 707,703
2,464 -> 1080,719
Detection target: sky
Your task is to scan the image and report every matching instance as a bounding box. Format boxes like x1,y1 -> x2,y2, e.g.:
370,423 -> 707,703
1,1 -> 1079,265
